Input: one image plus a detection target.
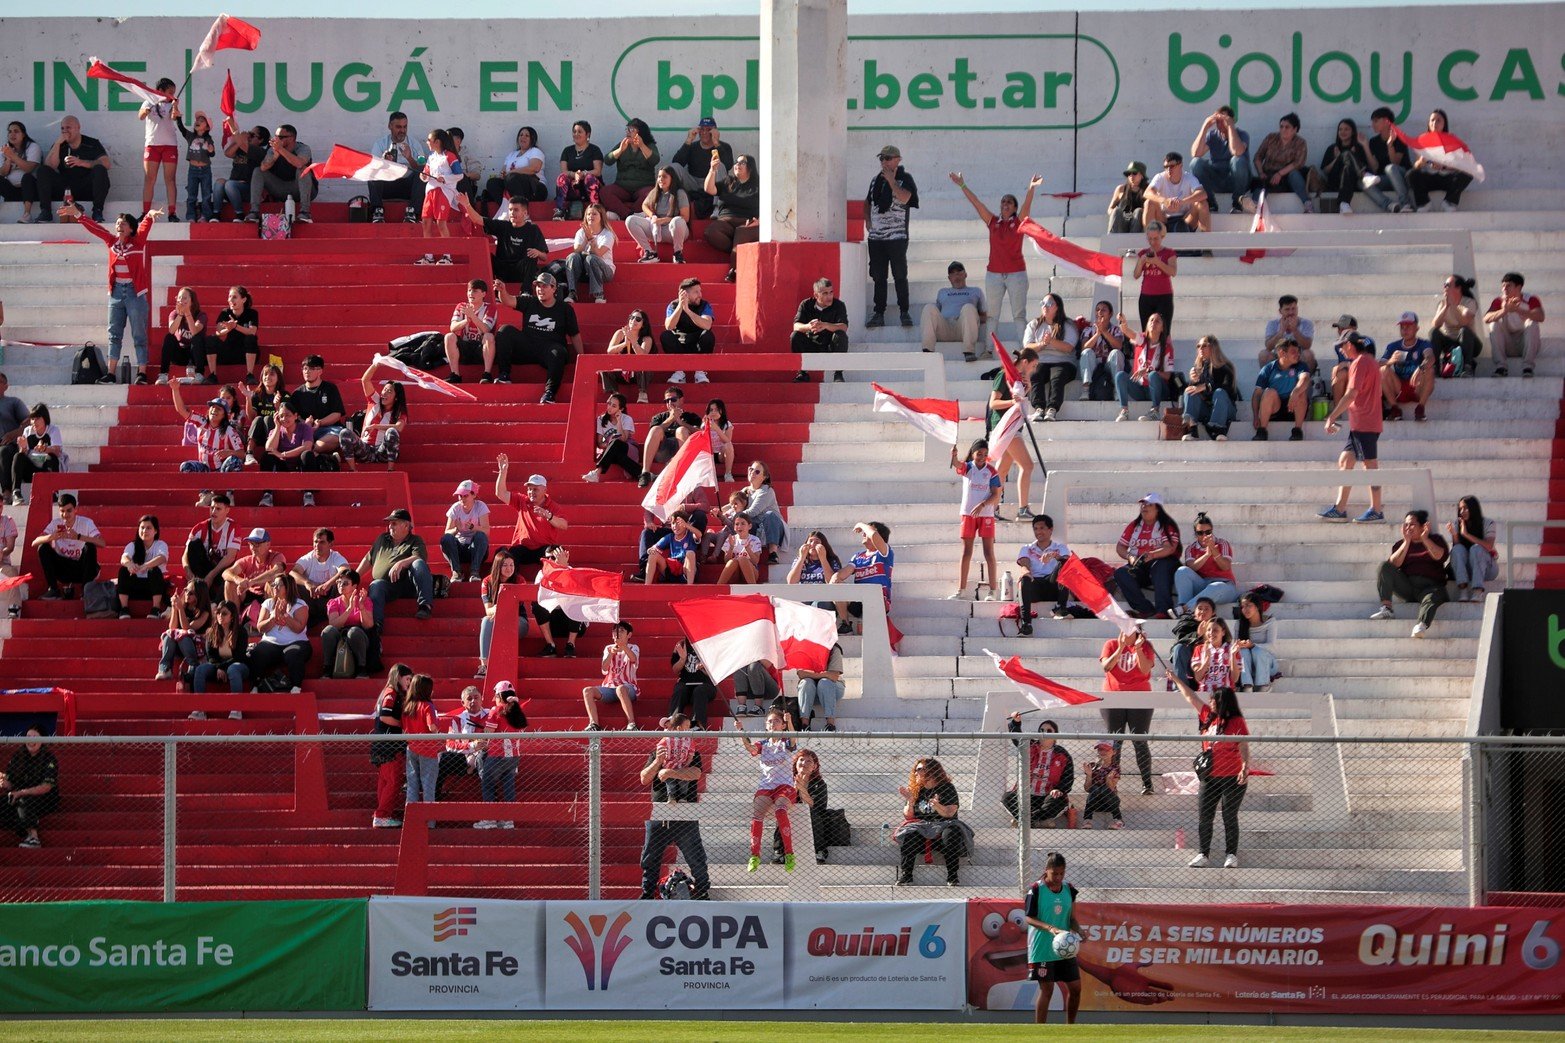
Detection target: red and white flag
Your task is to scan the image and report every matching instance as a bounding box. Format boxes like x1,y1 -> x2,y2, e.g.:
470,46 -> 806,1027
1395,126 -> 1486,183
219,70 -> 237,146
770,598 -> 837,673
987,402 -> 1027,462
672,594 -> 782,684
1019,217 -> 1123,287
370,353 -> 478,401
1238,191 -> 1294,266
990,332 -> 1023,388
85,60 -> 173,107
311,145 -> 409,183
642,427 -> 717,522
984,649 -> 1102,708
871,382 -> 959,445
0,573 -> 31,595
536,560 -> 622,624
191,14 -> 263,73
1056,554 -> 1139,635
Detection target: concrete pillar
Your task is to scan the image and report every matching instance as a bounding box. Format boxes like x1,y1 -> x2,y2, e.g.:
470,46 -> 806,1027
760,0 -> 848,243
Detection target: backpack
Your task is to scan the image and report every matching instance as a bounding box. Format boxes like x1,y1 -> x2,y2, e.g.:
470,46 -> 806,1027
1087,362 -> 1115,401
328,641 -> 358,680
1245,583 -> 1285,607
72,342 -> 107,385
387,331 -> 447,371
258,212 -> 292,241
659,867 -> 696,900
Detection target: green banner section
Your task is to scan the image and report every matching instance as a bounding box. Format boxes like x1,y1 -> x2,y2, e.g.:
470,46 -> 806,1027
0,900 -> 366,1013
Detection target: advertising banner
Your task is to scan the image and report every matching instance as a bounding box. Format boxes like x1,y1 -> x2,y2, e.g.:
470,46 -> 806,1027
367,896 -> 545,1011
0,900 -> 365,1013
784,900 -> 965,1009
967,899 -> 1565,1015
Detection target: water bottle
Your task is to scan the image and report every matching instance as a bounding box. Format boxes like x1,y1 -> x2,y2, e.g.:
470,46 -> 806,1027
881,822 -> 892,845
1000,570 -> 1016,602
1174,827 -> 1186,850
284,195 -> 297,222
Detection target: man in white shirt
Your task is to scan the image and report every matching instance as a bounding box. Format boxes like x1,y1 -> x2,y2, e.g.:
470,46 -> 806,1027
1144,152 -> 1210,233
1016,513 -> 1071,635
292,526 -> 349,625
33,493 -> 106,601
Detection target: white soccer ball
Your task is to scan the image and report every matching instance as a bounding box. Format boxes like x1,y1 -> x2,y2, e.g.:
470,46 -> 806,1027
1053,931 -> 1081,959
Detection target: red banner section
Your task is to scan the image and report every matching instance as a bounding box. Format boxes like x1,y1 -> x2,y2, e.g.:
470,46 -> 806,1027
967,900 -> 1565,1015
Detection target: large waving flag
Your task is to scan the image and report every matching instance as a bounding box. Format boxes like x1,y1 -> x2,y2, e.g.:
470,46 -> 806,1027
312,145 -> 409,183
370,353 -> 478,401
1056,554 -> 1139,635
672,594 -> 783,685
1238,191 -> 1294,266
987,402 -> 1026,462
1019,217 -> 1123,287
771,598 -> 837,673
86,60 -> 173,107
984,649 -> 1102,708
536,560 -> 622,624
642,428 -> 717,522
871,383 -> 959,445
191,14 -> 263,73
1395,125 -> 1486,183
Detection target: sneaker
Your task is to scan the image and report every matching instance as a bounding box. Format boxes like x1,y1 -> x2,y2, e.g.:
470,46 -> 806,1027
1471,587 -> 1486,602
1115,408 -> 1130,422
118,610 -> 131,620
499,821 -> 514,829
302,491 -> 316,507
1339,202 -> 1353,214
227,710 -> 243,720
295,214 -> 312,224
1017,506 -> 1034,520
474,820 -> 499,829
865,312 -> 885,329
899,312 -> 914,327
196,490 -> 214,508
1111,819 -> 1125,830
1043,408 -> 1057,422
624,722 -> 639,731
1141,410 -> 1158,421
583,722 -> 602,731
371,208 -> 385,223
1414,404 -> 1427,422
1388,406 -> 1404,421
639,250 -> 659,263
1079,385 -> 1090,401
724,268 -> 737,283
258,491 -> 274,508
1411,622 -> 1429,639
1142,783 -> 1155,795
437,254 -> 453,265
1523,367 -> 1535,378
553,209 -> 569,221
1240,196 -> 1258,214
816,852 -> 828,864
636,391 -> 648,403
668,370 -> 686,384
400,209 -> 417,223
372,817 -> 402,828
1018,621 -> 1034,636
1215,434 -> 1228,441
637,473 -> 654,489
1370,604 -> 1395,620
415,602 -> 433,620
187,709 -> 207,720
672,251 -> 685,264
1318,505 -> 1348,520
582,470 -> 600,483
1051,607 -> 1071,620
837,618 -> 853,635
833,371 -> 845,383
1252,428 -> 1268,441
563,645 -> 577,658
784,853 -> 796,872
1188,853 -> 1212,868
1353,509 -> 1384,523
593,295 -> 606,305
415,254 -> 435,265
18,837 -> 40,849
1289,427 -> 1303,441
794,370 -> 810,383
746,856 -> 761,873
1223,854 -> 1240,868
1493,366 -> 1509,377
539,393 -> 555,404
895,874 -> 912,886
694,371 -> 709,383
944,590 -> 964,600
480,374 -> 493,384
1182,433 -> 1197,441
155,373 -> 170,385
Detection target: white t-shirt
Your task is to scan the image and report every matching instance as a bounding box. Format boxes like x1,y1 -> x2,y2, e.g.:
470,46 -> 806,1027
956,462 -> 1001,518
122,539 -> 170,566
294,549 -> 349,586
1018,539 -> 1070,579
140,100 -> 180,148
1148,170 -> 1205,215
447,499 -> 491,543
503,146 -> 546,176
3,140 -> 40,187
42,515 -> 99,560
724,532 -> 762,559
0,514 -> 17,559
573,227 -> 618,276
261,598 -> 311,645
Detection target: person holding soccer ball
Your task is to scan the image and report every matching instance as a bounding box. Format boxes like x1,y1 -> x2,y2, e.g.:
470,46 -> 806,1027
1023,850 -> 1083,1024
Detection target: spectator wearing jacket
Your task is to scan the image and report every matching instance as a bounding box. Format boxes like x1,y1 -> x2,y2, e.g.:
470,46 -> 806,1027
1003,715 -> 1073,826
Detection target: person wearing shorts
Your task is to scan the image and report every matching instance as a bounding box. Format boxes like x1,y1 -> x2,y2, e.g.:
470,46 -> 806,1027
444,279 -> 499,384
1319,332 -> 1385,523
582,621 -> 639,730
646,512 -> 700,585
1024,851 -> 1083,1024
738,709 -> 798,872
950,439 -> 1002,600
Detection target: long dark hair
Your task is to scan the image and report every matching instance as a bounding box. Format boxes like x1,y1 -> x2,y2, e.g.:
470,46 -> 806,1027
377,380 -> 408,423
1041,293 -> 1067,339
228,285 -> 254,316
1138,502 -> 1182,544
132,514 -> 160,564
599,393 -> 628,428
404,674 -> 435,717
625,117 -> 655,147
648,166 -> 680,212
382,663 -> 415,713
1458,495 -> 1486,546
7,120 -> 34,152
806,529 -> 841,572
208,598 -> 245,654
486,550 -> 520,597
1210,686 -> 1244,723
500,694 -> 527,729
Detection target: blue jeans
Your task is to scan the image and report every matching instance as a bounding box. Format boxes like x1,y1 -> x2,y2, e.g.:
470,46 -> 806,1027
186,165 -> 214,221
1361,166 -> 1413,212
480,754 -> 518,803
1182,388 -> 1234,433
1116,372 -> 1168,412
159,633 -> 200,674
1173,568 -> 1238,612
406,751 -> 440,809
1240,645 -> 1279,688
1115,556 -> 1178,615
222,177 -> 247,218
180,457 -> 244,474
798,677 -> 844,721
1449,544 -> 1498,588
368,559 -> 435,627
193,662 -> 250,693
440,532 -> 490,578
107,283 -> 149,366
479,613 -> 529,660
1251,169 -> 1309,208
1191,154 -> 1252,208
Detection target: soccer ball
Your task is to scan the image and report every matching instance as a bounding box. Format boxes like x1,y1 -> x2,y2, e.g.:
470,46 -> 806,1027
1053,931 -> 1081,959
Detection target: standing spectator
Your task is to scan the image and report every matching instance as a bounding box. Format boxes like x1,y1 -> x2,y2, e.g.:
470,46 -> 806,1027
1379,311 -> 1436,421
796,643 -> 845,733
193,599 -> 249,700
636,387 -> 701,488
476,680 -> 527,827
69,204 -> 158,382
291,527 -> 348,626
565,204 -> 616,305
370,664 -> 413,828
458,195 -> 548,285
33,493 -> 104,602
1485,273 -> 1545,378
583,393 -> 640,484
212,286 -> 261,387
602,309 -> 657,404
152,286 -> 210,385
950,172 -> 1043,333
0,373 -> 30,506
637,712 -> 710,900
1132,221 -> 1177,335
1235,593 -> 1280,691
1410,109 -> 1474,212
485,126 -> 547,207
247,574 -> 312,692
668,639 -> 716,730
137,80 -> 181,218
494,272 -> 582,404
1319,118 -> 1373,214
184,494 -> 241,601
1,121 -> 42,223
583,621 -> 640,731
1431,275 -> 1481,377
774,749 -> 831,863
156,580 -> 211,686
1173,512 -> 1237,615
246,124 -> 315,225
1446,495 -> 1499,603
738,710 -> 798,872
176,109 -> 218,222
0,727 -> 59,849
1113,311 -> 1174,423
1371,510 -> 1451,638
320,569 -> 375,678
790,277 -> 850,384
1078,300 -> 1128,402
1113,494 -> 1182,618
35,116 -> 111,223
476,550 -> 530,679
218,125 -> 267,222
599,118 -> 659,219
1260,294 -> 1317,370
988,349 -> 1039,513
1361,107 -> 1413,213
863,145 -> 919,329
668,117 -> 733,209
9,405 -> 63,505
1106,160 -> 1147,233
553,120 -> 604,220
921,262 -> 987,362
839,521 -> 896,638
443,279 -> 499,385
366,111 -> 425,224
660,277 -> 715,385
896,756 -> 971,886
949,439 -> 1002,601
414,127 -> 459,265
401,674 -> 442,815
1250,340 -> 1310,442
1082,741 -> 1124,829
170,383 -> 242,481
1002,716 -> 1074,827
703,154 -> 760,283
223,527 -> 287,611
1249,113 -> 1312,212
1024,293 -> 1081,421
1181,335 -> 1237,441
493,458 -> 567,573
1144,152 -> 1209,233
441,479 -> 491,582
1171,673 -> 1250,869
1189,106 -> 1252,214
115,514 -> 168,618
626,166 -> 690,264
450,128 -> 480,207
1015,514 -> 1069,635
1100,628 -> 1155,796
1191,618 -> 1241,694
359,508 -> 434,625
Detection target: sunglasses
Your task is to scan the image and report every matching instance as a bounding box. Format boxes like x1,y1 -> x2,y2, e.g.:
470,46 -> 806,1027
1164,161 -> 1180,168
1195,528 -> 1213,535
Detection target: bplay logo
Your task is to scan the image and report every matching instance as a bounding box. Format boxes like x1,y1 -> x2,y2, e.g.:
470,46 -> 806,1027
433,906 -> 477,943
563,911 -> 633,991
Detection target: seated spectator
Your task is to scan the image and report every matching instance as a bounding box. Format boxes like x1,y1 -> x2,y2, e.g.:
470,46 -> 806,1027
742,461 -> 787,564
796,643 -> 845,732
701,489 -> 751,565
259,401 -> 318,492
288,526 -> 347,626
1361,107 -> 1413,213
0,373 -> 29,507
212,286 -> 262,387
626,166 -> 690,264
0,727 -> 59,849
1113,493 -> 1182,618
1410,109 -> 1473,213
553,120 -> 604,220
248,574 -> 311,691
1431,275 -> 1481,377
530,548 -> 586,657
34,115 -> 111,223
171,382 -> 242,480
153,287 -> 210,385
602,309 -> 657,404
338,368 -> 407,468
670,117 -> 734,208
950,171 -> 1041,332
1191,617 -> 1241,693
636,386 -> 701,488
493,272 -> 581,404
1235,593 -> 1280,691
1144,151 -> 1210,233
436,684 -> 485,801
321,569 -> 375,678
450,127 -> 480,207
661,277 -> 715,385
897,756 -> 971,886
477,550 -> 530,678
668,638 -> 716,729
1132,221 -> 1177,336
565,204 -> 616,305
580,393 -> 641,484
1380,311 -> 1435,421
444,278 -> 499,385
9,404 -> 63,505
184,494 -> 241,600
33,494 -> 105,602
1024,293 -> 1080,421
1250,339 -> 1310,442
773,748 -> 831,862
1168,599 -> 1214,688
600,118 -> 660,219
1485,272 -> 1545,378
920,261 -> 987,362
1445,495 -> 1499,603
1113,311 -> 1174,422
242,364 -> 284,468
1249,113 -> 1312,212
786,528 -> 847,625
192,600 -> 250,702
1108,160 -> 1149,233
442,479 -> 491,582
1319,118 -> 1373,214
1002,715 -> 1074,826
703,154 -> 760,282
703,399 -> 735,482
1082,741 -> 1124,829
1016,513 -> 1069,635
988,348 -> 1039,512
1,121 -> 42,223
116,514 -> 168,618
790,277 -> 850,384
246,123 -> 316,225
1181,335 -> 1237,441
718,513 -> 763,584
484,125 -> 548,207
1078,300 -> 1127,402
401,673 -> 443,811
366,111 -> 425,224
1326,315 -> 1360,404
360,508 -> 434,625
731,660 -> 779,719
218,125 -> 267,222
646,510 -> 701,585
458,194 -> 548,286
1371,509 -> 1450,638
287,354 -> 347,499
476,680 -> 526,826
1100,626 -> 1155,794
1189,106 -> 1252,214
583,621 -> 640,730
494,457 -> 568,573
156,579 -> 212,685
1174,512 -> 1238,615
1260,294 -> 1317,370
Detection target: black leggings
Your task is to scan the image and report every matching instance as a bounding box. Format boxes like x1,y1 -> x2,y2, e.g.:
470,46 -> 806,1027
116,566 -> 167,603
1197,775 -> 1247,857
1138,293 -> 1174,338
248,640 -> 311,689
1030,362 -> 1078,412
1002,789 -> 1068,825
595,440 -> 641,479
158,332 -> 210,374
1100,708 -> 1154,789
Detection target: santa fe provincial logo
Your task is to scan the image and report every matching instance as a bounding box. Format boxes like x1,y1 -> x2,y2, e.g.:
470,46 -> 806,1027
433,906 -> 477,942
564,910 -> 633,990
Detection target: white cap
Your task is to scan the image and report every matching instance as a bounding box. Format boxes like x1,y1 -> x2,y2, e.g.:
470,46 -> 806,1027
1398,310 -> 1419,325
525,474 -> 548,488
493,680 -> 515,695
1139,492 -> 1164,506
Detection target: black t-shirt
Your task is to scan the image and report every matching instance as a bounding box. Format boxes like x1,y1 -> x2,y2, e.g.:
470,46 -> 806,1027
1368,134 -> 1408,171
794,297 -> 848,328
484,217 -> 546,264
647,748 -> 702,803
912,779 -> 959,821
671,140 -> 735,180
673,642 -> 713,680
650,408 -> 701,435
560,143 -> 604,174
5,747 -> 59,795
59,135 -> 108,170
216,307 -> 260,352
515,295 -> 580,352
229,142 -> 266,181
798,775 -> 828,810
712,176 -> 760,221
289,381 -> 346,424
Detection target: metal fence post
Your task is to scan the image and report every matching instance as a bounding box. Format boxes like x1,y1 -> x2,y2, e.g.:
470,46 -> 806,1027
163,740 -> 177,903
1466,740 -> 1487,905
588,733 -> 602,901
1017,736 -> 1031,893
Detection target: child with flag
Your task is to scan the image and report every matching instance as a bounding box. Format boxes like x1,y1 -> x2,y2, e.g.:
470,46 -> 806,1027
950,439 -> 1002,601
736,709 -> 797,873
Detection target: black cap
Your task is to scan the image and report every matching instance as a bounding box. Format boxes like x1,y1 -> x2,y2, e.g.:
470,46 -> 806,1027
384,508 -> 413,524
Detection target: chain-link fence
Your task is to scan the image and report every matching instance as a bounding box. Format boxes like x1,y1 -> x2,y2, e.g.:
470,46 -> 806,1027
1,730 -> 1561,904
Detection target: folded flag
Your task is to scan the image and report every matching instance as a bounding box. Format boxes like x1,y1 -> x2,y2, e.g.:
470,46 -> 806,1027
871,382 -> 960,445
984,649 -> 1102,708
219,70 -> 237,146
1019,217 -> 1123,287
1394,125 -> 1486,183
642,427 -> 717,522
1238,191 -> 1294,266
536,560 -> 622,624
370,353 -> 478,401
0,573 -> 31,594
311,145 -> 409,183
192,14 -> 263,73
987,402 -> 1026,462
86,59 -> 173,107
672,594 -> 782,685
1056,554 -> 1139,635
771,598 -> 838,673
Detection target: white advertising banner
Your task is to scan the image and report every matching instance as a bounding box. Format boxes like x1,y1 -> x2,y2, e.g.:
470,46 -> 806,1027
367,896 -> 545,1011
784,900 -> 966,1010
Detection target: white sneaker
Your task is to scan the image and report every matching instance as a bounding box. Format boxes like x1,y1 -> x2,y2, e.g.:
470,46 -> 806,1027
187,710 -> 207,720
1223,854 -> 1240,869
1079,386 -> 1090,401
1042,408 -> 1057,422
1115,408 -> 1130,422
1338,202 -> 1352,214
1141,409 -> 1159,421
1369,605 -> 1395,620
668,370 -> 686,384
229,710 -> 244,720
195,491 -> 213,507
244,454 -> 258,468
474,820 -> 499,829
1188,854 -> 1211,868
694,371 -> 709,383
944,589 -> 964,600
1411,622 -> 1429,639
302,491 -> 316,507
1028,408 -> 1046,422
258,491 -> 274,508
499,821 -> 514,829
1182,433 -> 1197,441
581,470 -> 600,483
155,373 -> 170,385
1215,434 -> 1228,441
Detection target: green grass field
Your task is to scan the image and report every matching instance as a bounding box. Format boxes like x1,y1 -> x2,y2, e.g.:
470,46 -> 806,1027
4,1023 -> 1561,1042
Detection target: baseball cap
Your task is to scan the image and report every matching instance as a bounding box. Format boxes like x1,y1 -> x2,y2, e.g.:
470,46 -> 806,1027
384,508 -> 413,524
877,144 -> 901,160
207,398 -> 228,409
493,680 -> 515,696
1331,314 -> 1357,329
525,474 -> 548,488
1095,740 -> 1116,751
947,261 -> 966,273
1346,331 -> 1377,352
244,527 -> 271,543
532,271 -> 557,287
1123,160 -> 1147,177
697,117 -> 717,129
1139,492 -> 1164,506
1398,310 -> 1419,325
453,479 -> 479,498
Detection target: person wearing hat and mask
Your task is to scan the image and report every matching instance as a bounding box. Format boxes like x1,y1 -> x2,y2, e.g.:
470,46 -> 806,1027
442,479 -> 491,582
494,455 -> 568,574
1326,314 -> 1361,405
1320,331 -> 1386,524
863,144 -> 919,329
1379,311 -> 1436,422
1107,161 -> 1148,233
494,270 -> 582,404
921,261 -> 988,362
1082,739 -> 1125,829
669,117 -> 734,217
1188,106 -> 1252,215
222,526 -> 287,609
359,508 -> 434,625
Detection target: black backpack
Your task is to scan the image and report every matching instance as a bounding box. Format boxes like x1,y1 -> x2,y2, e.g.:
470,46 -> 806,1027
1088,360 -> 1116,401
659,867 -> 696,900
386,331 -> 447,371
71,342 -> 106,385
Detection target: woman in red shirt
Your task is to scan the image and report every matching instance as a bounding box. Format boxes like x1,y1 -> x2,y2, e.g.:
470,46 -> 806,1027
69,203 -> 159,381
1098,628 -> 1156,795
951,171 -> 1042,335
1132,220 -> 1177,336
401,673 -> 443,811
1171,673 -> 1249,869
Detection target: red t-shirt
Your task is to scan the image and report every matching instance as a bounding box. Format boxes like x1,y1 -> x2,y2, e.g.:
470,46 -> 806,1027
1199,705 -> 1248,777
1100,638 -> 1152,691
988,214 -> 1025,274
507,491 -> 565,549
1120,519 -> 1177,558
403,700 -> 443,758
1346,353 -> 1383,433
1137,247 -> 1176,295
1183,537 -> 1236,582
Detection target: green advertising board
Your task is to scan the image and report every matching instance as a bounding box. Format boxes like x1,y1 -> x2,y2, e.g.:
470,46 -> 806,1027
0,900 -> 366,1012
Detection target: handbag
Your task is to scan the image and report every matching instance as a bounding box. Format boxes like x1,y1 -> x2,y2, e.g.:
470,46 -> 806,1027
1192,748 -> 1213,780
823,807 -> 850,848
370,713 -> 403,765
72,342 -> 107,385
329,641 -> 358,680
83,579 -> 118,618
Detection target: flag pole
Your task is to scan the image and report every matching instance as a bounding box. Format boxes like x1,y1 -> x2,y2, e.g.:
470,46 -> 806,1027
992,327 -> 1048,486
